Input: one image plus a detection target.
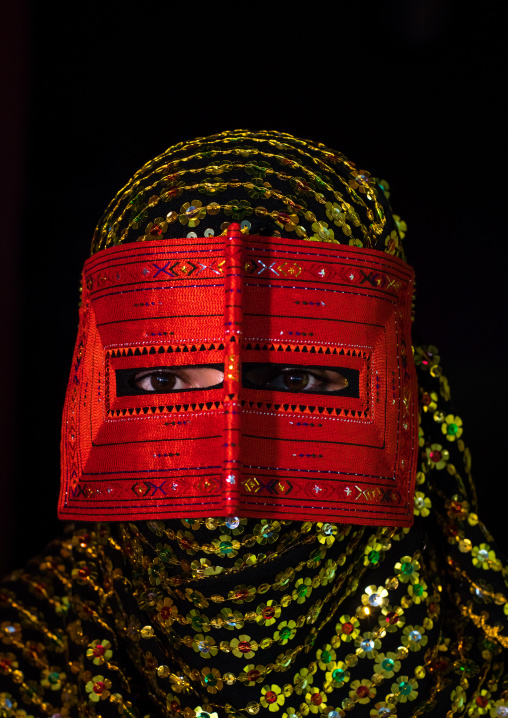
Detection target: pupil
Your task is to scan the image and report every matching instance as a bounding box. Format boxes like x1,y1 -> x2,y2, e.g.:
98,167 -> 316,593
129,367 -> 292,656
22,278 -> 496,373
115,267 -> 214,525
284,371 -> 309,390
150,373 -> 176,391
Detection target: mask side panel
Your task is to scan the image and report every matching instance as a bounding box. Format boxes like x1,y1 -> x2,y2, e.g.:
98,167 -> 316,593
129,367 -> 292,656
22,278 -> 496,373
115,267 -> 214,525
237,238 -> 417,525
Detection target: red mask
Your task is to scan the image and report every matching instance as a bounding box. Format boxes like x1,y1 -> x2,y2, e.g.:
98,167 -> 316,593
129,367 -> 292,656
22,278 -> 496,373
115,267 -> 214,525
59,224 -> 417,526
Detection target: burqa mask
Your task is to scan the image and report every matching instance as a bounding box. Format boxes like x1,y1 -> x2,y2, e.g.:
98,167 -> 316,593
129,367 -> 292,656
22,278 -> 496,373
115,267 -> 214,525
58,131 -> 417,526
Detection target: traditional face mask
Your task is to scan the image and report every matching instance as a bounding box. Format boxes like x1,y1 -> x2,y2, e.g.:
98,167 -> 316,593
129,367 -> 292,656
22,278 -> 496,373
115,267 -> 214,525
59,223 -> 417,525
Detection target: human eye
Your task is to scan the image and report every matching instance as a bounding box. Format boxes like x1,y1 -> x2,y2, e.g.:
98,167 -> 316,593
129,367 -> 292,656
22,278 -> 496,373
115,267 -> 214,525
115,364 -> 224,396
131,369 -> 186,393
242,364 -> 350,394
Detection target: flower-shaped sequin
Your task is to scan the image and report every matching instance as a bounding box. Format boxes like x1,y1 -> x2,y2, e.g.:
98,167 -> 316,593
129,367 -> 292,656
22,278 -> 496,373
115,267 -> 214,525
242,665 -> 266,686
274,567 -> 296,592
426,441 -> 450,470
394,555 -> 420,583
147,557 -> 166,586
305,689 -> 328,713
393,214 -> 407,239
391,676 -> 418,702
212,535 -> 240,558
143,217 -> 168,240
157,598 -> 178,628
374,652 -> 401,679
245,177 -> 272,200
408,580 -> 428,604
309,221 -> 337,243
199,179 -> 228,196
290,177 -> 316,196
316,522 -> 338,547
355,632 -> 381,658
273,211 -> 299,231
40,668 -> 66,691
441,414 -> 463,441
245,160 -> 272,177
193,634 -> 218,658
256,601 -> 281,627
142,651 -> 158,675
414,345 -> 441,375
379,606 -> 406,633
420,390 -> 439,413
184,588 -> 209,608
318,559 -> 338,586
293,668 -> 314,695
370,702 -> 397,717
361,585 -> 389,610
446,497 -> 470,521
325,661 -> 350,687
473,689 -> 493,715
349,679 -> 376,704
376,178 -> 390,199
230,635 -> 258,659
156,542 -> 177,565
472,544 -> 498,570
85,675 -> 111,702
384,230 -> 399,255
223,516 -> 248,535
261,685 -> 285,712
86,640 -> 112,666
0,622 -> 22,644
176,530 -> 197,555
224,199 -> 253,221
293,578 -> 312,604
179,200 -> 206,227
229,585 -> 256,604
335,615 -> 360,642
316,645 -> 336,671
200,667 -> 223,694
414,492 -> 432,517
205,162 -> 232,175
71,561 -> 98,585
160,179 -> 185,202
219,608 -> 244,630
491,699 -> 508,717
274,621 -> 297,645
402,625 -> 428,652
253,521 -> 281,545
325,202 -> 347,228
348,169 -> 376,193
363,539 -> 387,568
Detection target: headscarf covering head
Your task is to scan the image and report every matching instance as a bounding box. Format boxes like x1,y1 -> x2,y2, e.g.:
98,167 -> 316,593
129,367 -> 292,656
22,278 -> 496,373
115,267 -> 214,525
59,130 -> 417,526
91,129 -> 405,258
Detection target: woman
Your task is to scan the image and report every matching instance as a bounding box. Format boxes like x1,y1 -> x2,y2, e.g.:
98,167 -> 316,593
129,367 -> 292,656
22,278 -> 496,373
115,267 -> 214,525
1,130 -> 506,718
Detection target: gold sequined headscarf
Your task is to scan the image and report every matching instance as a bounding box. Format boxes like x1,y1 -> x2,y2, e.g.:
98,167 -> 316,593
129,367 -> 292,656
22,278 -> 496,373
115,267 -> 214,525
92,129 -> 405,259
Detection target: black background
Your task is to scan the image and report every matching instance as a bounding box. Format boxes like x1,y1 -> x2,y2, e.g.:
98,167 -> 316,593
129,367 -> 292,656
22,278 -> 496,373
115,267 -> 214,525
1,1 -> 506,573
